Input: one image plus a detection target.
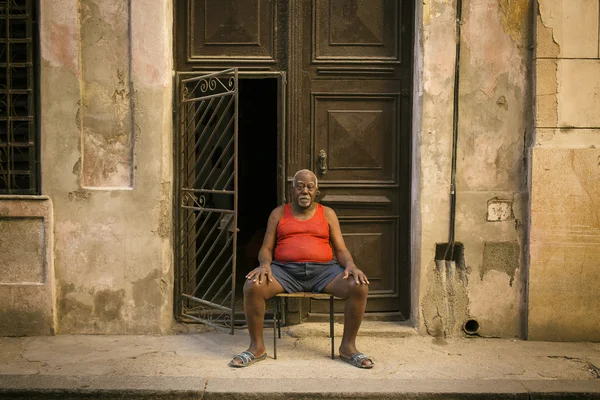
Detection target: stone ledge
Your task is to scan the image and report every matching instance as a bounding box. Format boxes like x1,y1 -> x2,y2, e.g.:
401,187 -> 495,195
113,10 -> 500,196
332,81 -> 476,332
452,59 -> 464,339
287,321 -> 418,338
0,195 -> 50,201
2,376 -> 600,400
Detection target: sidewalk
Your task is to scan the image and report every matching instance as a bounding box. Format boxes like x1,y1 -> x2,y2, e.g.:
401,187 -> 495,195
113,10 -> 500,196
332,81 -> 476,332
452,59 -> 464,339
1,322 -> 599,399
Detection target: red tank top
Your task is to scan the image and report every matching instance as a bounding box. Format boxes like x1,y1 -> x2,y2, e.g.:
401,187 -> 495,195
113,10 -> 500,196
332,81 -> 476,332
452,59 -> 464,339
274,203 -> 333,263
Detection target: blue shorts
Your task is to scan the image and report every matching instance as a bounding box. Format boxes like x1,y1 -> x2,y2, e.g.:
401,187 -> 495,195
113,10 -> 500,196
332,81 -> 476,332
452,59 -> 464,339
270,260 -> 345,293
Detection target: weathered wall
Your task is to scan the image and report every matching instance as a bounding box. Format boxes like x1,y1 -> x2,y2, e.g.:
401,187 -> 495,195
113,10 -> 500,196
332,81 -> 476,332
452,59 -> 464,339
529,0 -> 600,341
417,0 -> 532,339
40,0 -> 173,334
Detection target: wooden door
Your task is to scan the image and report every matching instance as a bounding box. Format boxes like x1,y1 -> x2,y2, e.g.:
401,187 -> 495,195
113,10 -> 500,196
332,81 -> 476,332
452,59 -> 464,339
286,0 -> 413,317
175,0 -> 414,318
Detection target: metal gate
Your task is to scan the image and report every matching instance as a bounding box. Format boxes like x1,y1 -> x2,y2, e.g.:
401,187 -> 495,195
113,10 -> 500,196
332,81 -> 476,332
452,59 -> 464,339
175,69 -> 239,333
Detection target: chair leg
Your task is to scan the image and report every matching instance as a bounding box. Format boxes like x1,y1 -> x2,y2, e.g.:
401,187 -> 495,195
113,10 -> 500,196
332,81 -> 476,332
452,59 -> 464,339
277,297 -> 281,339
273,298 -> 277,360
330,295 -> 334,360
282,298 -> 286,326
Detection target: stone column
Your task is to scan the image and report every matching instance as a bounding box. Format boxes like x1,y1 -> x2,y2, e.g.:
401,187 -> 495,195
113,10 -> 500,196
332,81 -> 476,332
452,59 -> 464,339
529,0 -> 600,340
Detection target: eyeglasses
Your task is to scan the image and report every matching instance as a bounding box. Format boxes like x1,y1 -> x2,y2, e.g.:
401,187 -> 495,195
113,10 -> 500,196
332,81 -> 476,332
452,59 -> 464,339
295,181 -> 317,192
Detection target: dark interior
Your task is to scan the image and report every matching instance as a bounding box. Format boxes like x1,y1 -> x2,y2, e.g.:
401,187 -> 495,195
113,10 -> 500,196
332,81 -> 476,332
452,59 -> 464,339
235,77 -> 279,289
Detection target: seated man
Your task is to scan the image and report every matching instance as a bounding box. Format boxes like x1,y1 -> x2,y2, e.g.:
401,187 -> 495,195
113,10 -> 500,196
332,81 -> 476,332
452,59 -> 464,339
230,169 -> 374,369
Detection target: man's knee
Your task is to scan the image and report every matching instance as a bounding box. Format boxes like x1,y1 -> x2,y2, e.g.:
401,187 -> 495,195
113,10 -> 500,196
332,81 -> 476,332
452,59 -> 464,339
243,280 -> 269,298
348,280 -> 369,298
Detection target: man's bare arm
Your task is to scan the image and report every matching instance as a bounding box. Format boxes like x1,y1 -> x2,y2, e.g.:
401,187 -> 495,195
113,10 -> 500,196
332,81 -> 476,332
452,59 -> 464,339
324,206 -> 369,285
246,206 -> 284,285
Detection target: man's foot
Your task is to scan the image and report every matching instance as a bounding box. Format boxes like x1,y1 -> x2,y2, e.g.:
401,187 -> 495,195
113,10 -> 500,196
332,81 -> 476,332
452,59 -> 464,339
339,347 -> 374,368
229,350 -> 267,368
339,351 -> 374,369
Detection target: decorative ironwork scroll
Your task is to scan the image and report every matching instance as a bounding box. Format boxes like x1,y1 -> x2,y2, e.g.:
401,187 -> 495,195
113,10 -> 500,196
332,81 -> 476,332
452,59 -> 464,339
175,69 -> 239,333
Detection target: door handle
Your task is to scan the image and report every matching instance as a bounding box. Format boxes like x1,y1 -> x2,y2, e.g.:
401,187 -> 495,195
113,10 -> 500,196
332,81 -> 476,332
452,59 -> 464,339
318,149 -> 327,175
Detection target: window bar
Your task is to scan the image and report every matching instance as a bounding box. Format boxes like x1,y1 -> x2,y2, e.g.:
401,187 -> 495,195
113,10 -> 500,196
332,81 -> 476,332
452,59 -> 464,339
0,0 -> 37,194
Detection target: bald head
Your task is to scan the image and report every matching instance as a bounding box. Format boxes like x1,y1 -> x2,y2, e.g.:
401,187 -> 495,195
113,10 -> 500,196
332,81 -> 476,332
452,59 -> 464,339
292,169 -> 318,187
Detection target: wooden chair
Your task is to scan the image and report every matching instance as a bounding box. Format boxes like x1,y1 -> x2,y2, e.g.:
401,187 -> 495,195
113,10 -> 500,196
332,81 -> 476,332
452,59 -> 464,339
272,292 -> 337,360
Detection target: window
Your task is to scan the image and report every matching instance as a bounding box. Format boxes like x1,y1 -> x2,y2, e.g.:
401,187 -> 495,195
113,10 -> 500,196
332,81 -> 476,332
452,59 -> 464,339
0,0 -> 38,194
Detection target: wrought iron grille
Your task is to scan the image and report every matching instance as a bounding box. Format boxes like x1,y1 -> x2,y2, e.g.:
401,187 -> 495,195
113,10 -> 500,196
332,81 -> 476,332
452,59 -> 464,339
0,0 -> 38,194
175,69 -> 239,333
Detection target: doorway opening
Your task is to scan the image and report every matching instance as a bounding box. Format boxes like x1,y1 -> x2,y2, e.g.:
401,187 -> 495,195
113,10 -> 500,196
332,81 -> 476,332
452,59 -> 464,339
234,77 -> 279,304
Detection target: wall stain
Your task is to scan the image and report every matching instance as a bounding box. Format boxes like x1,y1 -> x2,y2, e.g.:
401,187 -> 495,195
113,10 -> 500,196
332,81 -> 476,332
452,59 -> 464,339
481,241 -> 520,286
68,190 -> 91,201
58,282 -> 93,327
75,100 -> 82,131
132,269 -> 162,308
59,296 -> 93,321
72,157 -> 81,176
498,0 -> 531,47
157,181 -> 171,240
496,95 -> 508,110
422,254 -> 470,339
0,310 -> 51,336
93,289 -> 125,322
47,23 -> 78,71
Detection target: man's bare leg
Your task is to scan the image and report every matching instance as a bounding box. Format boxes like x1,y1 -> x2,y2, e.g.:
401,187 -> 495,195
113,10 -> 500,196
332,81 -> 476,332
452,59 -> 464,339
323,273 -> 372,367
230,278 -> 285,366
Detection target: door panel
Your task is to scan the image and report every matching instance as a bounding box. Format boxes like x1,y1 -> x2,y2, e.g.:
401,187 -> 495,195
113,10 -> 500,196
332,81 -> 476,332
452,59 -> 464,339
313,0 -> 401,63
340,218 -> 398,296
310,217 -> 399,313
312,92 -> 398,183
176,0 -> 284,70
190,0 -> 275,62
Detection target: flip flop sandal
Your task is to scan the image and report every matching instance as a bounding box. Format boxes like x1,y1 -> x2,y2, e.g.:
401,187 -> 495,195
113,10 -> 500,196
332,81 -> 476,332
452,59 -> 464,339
340,352 -> 374,369
229,351 -> 267,368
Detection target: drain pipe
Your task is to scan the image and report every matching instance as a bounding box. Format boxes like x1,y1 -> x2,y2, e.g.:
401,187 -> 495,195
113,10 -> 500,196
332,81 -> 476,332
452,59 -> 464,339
436,0 -> 464,338
445,0 -> 463,261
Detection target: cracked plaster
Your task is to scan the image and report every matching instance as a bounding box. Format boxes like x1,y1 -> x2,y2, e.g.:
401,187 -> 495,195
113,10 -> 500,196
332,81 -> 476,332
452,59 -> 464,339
419,0 -> 530,339
39,0 -> 174,334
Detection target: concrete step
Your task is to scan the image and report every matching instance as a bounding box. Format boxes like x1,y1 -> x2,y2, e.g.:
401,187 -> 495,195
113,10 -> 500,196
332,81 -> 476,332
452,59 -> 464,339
2,376 -> 600,399
0,375 -> 201,400
286,321 -> 418,338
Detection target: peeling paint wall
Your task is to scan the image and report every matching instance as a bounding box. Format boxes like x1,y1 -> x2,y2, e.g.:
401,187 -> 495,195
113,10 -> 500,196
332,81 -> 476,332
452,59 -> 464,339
529,0 -> 600,341
417,0 -> 532,338
39,0 -> 173,334
79,0 -> 133,188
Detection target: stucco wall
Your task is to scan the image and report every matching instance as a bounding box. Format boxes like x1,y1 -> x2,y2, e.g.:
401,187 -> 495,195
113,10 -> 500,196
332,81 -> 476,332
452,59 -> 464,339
529,0 -> 600,341
40,0 -> 173,334
417,0 -> 532,339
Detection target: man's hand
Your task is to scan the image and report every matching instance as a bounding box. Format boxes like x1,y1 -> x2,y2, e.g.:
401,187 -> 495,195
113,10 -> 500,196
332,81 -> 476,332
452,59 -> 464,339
343,266 -> 369,285
246,264 -> 274,285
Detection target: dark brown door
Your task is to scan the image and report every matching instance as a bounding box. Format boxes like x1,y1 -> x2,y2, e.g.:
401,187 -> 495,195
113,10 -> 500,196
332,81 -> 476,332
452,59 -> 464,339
286,0 -> 413,317
175,0 -> 413,319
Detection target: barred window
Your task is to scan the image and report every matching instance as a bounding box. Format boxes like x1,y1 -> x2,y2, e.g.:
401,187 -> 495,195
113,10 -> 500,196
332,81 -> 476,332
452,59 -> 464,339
0,0 -> 38,194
